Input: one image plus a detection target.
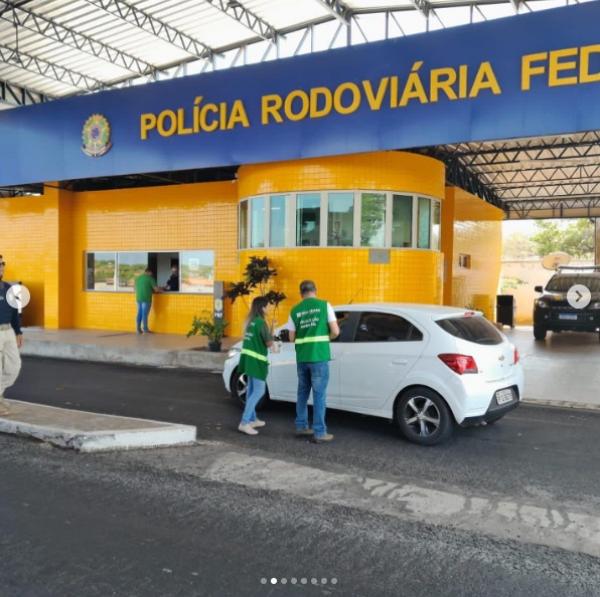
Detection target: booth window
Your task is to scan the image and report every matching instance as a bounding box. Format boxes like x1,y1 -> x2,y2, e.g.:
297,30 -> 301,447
250,196 -> 266,248
239,191 -> 441,251
269,194 -> 288,247
85,250 -> 213,294
327,192 -> 354,247
239,200 -> 248,249
117,252 -> 148,291
360,192 -> 386,247
87,252 -> 116,291
296,193 -> 321,247
417,197 -> 431,249
392,194 -> 413,248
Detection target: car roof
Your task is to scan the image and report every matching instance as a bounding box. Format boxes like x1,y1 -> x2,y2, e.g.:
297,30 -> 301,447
333,302 -> 481,319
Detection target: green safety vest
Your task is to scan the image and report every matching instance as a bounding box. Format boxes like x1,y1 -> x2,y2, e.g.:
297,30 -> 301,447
291,298 -> 331,363
238,317 -> 269,381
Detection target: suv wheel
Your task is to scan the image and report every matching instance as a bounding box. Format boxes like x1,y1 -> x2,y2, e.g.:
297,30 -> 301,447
533,326 -> 547,341
395,387 -> 453,446
230,369 -> 268,410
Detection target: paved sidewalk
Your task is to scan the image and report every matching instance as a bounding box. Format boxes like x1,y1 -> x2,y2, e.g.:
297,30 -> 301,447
0,399 -> 196,452
21,327 -> 238,370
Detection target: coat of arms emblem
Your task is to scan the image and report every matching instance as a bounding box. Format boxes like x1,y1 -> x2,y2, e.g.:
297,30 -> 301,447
81,114 -> 112,157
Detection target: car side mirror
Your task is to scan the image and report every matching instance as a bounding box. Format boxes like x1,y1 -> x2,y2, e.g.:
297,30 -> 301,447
277,329 -> 290,343
534,285 -> 544,293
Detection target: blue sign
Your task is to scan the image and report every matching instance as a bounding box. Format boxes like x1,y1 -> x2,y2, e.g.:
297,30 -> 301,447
1,2 -> 600,186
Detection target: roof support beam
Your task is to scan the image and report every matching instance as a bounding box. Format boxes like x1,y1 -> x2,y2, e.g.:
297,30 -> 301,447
411,0 -> 432,17
86,0 -> 213,59
0,1 -> 158,78
203,0 -> 278,40
0,78 -> 51,106
0,43 -> 104,91
314,0 -> 352,23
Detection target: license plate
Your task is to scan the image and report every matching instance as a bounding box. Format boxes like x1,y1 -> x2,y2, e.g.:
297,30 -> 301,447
559,313 -> 578,320
496,389 -> 514,405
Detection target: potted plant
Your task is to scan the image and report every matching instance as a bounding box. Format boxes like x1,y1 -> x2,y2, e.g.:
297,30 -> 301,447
187,312 -> 228,352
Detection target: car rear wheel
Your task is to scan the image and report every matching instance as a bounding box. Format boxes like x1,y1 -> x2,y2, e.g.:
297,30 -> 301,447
230,368 -> 268,410
533,326 -> 547,341
395,388 -> 453,446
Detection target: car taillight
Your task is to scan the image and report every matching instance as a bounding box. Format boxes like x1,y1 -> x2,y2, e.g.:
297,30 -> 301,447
438,353 -> 478,375
514,347 -> 519,364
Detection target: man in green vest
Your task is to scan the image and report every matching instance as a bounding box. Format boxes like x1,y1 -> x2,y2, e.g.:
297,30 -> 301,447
288,280 -> 339,443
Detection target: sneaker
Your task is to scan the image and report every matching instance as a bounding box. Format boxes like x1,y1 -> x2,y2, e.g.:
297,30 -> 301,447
295,428 -> 314,437
311,433 -> 334,443
136,329 -> 143,334
238,423 -> 259,436
250,419 -> 266,428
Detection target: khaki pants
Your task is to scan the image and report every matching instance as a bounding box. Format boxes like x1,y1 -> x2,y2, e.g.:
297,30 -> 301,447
0,328 -> 21,397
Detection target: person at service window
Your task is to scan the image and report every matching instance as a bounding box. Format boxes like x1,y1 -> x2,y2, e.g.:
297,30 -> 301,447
0,256 -> 23,417
163,265 -> 180,292
134,268 -> 161,334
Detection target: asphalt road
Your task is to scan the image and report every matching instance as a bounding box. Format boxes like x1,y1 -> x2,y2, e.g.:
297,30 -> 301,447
2,356 -> 600,596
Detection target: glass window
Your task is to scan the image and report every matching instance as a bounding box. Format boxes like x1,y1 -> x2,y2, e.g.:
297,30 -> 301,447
180,251 -> 215,294
239,200 -> 248,249
392,194 -> 413,248
296,193 -> 321,247
436,316 -> 502,345
360,193 -> 386,247
86,252 -> 116,291
355,312 -> 423,342
431,201 -> 441,250
270,195 -> 288,247
117,252 -> 148,291
417,197 -> 431,249
332,311 -> 357,343
250,196 -> 266,248
327,192 -> 354,246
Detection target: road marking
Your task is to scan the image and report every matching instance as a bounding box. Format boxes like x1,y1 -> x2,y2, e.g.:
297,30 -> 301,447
204,451 -> 600,558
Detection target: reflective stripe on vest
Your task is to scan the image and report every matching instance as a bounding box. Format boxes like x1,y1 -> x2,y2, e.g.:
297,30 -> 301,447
294,335 -> 330,345
241,348 -> 269,362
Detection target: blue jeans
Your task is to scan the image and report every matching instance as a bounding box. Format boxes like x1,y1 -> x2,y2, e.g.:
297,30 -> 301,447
136,302 -> 151,332
241,376 -> 266,425
296,361 -> 329,438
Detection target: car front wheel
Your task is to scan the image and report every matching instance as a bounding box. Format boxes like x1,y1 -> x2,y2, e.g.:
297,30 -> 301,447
395,388 -> 453,446
533,326 -> 547,341
230,369 -> 268,410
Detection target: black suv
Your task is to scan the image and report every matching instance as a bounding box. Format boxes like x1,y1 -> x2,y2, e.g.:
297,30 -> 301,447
533,266 -> 600,341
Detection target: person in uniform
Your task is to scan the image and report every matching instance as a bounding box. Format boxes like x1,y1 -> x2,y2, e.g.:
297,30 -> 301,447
0,257 -> 24,416
288,280 -> 339,443
238,296 -> 273,436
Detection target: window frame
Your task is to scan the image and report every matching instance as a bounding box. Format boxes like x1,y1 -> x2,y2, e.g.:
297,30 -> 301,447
353,311 -> 425,343
84,250 -> 215,295
239,191 -> 441,251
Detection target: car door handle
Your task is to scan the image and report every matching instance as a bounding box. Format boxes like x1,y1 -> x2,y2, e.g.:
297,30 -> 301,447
392,359 -> 408,365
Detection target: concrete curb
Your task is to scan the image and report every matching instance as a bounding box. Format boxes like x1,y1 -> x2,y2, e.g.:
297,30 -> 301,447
0,400 -> 197,452
522,398 -> 600,412
21,340 -> 227,370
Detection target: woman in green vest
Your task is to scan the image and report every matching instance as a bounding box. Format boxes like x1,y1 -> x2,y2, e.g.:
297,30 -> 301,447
238,296 -> 273,436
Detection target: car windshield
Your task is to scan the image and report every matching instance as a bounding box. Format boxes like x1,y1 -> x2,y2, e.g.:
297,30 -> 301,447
436,316 -> 503,345
545,275 -> 600,292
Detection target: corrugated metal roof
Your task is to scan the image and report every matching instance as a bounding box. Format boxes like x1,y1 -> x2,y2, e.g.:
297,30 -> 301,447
0,0 -> 578,102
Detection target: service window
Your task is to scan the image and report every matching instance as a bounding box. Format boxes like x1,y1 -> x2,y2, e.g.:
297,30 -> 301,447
117,252 -> 148,291
86,252 -> 116,291
355,312 -> 423,342
180,250 -> 215,294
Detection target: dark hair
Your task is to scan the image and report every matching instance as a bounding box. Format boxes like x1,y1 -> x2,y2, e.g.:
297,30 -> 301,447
145,268 -> 153,274
245,296 -> 269,329
299,280 -> 316,295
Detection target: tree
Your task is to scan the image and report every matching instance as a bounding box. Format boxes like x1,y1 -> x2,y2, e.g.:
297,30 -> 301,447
503,232 -> 535,259
530,219 -> 594,259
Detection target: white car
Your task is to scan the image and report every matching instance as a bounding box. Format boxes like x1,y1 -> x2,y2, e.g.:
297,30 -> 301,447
223,303 -> 524,445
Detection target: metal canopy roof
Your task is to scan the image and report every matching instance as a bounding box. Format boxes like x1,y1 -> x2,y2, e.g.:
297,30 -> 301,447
1,0 -> 598,220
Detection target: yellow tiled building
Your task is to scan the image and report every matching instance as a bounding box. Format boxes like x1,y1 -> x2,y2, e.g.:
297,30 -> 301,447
0,151 -> 503,336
